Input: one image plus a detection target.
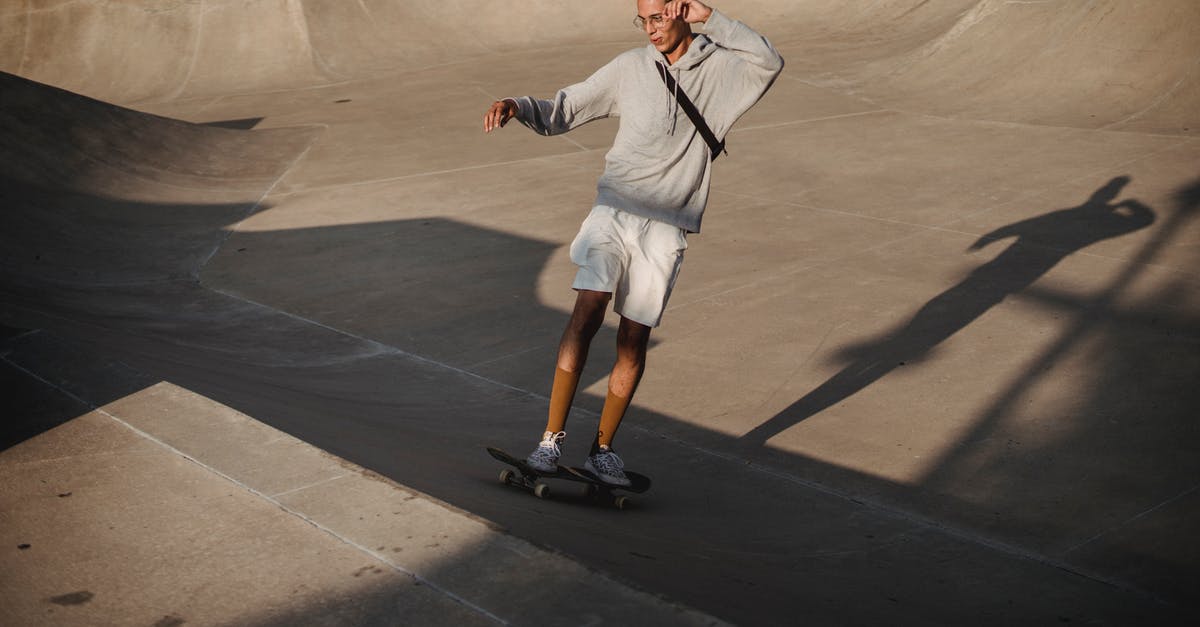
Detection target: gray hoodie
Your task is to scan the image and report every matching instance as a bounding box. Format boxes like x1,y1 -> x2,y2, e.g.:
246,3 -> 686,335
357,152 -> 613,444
508,9 -> 783,233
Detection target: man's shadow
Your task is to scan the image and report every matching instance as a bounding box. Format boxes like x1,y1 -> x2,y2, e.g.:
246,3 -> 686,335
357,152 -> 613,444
741,176 -> 1155,447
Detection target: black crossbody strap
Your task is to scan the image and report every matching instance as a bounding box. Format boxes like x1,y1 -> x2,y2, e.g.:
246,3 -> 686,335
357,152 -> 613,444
656,61 -> 726,162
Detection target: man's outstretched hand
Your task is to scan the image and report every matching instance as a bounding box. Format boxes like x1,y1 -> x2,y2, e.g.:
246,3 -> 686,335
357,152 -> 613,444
483,99 -> 518,133
663,0 -> 713,24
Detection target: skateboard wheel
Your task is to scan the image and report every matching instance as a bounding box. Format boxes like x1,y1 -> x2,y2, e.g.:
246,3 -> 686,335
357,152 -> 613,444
614,496 -> 629,510
533,483 -> 551,499
499,469 -> 514,485
583,484 -> 599,498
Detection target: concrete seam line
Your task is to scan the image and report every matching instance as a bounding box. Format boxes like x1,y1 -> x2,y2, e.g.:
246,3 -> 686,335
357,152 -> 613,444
727,109 -> 890,134
1100,55 -> 1200,131
202,285 -> 558,405
905,110 -> 1199,139
462,344 -> 546,371
201,285 -> 621,421
0,355 -> 511,626
73,150 -> 283,195
1,328 -> 42,347
195,126 -> 327,277
16,1 -> 32,77
1063,482 -> 1200,556
164,0 -> 206,102
268,472 -> 354,499
136,76 -> 361,108
664,222 -> 931,314
471,85 -> 596,152
205,284 -> 607,422
776,71 -> 1197,139
268,150 -> 602,198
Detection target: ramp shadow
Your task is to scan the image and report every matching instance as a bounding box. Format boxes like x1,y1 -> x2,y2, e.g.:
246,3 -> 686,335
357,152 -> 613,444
200,117 -> 265,130
205,215 -> 655,395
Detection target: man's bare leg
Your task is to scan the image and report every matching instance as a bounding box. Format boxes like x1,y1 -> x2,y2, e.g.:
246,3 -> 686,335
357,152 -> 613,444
543,289 -> 611,434
527,290 -> 612,472
594,315 -> 652,451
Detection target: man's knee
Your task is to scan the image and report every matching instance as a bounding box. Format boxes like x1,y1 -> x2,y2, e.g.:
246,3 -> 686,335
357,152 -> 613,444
616,317 -> 652,353
572,289 -> 610,320
564,289 -> 611,336
576,289 -> 612,309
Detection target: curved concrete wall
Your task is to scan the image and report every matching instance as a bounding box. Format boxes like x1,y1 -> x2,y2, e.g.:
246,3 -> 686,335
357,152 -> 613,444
847,0 -> 1200,133
0,72 -> 318,286
1,0 -> 1197,130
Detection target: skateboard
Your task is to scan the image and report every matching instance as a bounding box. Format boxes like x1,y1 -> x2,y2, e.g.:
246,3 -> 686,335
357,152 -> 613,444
486,447 -> 651,510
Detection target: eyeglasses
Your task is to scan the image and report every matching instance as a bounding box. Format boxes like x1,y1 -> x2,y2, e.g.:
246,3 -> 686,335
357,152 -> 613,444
633,14 -> 670,30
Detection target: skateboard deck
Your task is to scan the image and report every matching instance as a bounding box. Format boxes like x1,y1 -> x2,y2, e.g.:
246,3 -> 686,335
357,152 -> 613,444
486,447 -> 651,509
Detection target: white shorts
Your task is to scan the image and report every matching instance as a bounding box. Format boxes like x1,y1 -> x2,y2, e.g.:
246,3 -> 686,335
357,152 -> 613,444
569,205 -> 688,328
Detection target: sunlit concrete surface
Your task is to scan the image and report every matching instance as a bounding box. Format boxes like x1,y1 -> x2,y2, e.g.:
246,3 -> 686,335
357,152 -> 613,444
2,0 -> 1198,624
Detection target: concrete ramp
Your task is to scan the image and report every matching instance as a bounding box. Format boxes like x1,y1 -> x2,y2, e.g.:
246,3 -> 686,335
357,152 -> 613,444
3,1 -> 1199,624
0,71 -> 317,288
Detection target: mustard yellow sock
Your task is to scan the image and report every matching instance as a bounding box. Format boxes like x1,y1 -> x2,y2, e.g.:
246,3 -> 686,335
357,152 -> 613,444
544,367 -> 581,434
595,389 -> 631,450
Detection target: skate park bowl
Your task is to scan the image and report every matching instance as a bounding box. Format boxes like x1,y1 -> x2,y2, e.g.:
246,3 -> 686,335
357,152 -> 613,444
2,0 -> 1199,624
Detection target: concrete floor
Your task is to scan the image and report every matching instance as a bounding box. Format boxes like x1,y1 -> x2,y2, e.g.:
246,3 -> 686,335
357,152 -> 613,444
2,1 -> 1199,624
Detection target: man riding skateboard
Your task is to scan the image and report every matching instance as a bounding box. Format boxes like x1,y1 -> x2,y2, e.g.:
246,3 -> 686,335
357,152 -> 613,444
482,0 -> 782,485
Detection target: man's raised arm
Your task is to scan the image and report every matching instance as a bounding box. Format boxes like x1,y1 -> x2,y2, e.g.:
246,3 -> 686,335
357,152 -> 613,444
482,56 -> 622,136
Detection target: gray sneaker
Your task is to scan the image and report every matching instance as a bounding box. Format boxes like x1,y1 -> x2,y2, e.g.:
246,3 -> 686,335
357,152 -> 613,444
585,448 -> 631,486
525,431 -> 565,473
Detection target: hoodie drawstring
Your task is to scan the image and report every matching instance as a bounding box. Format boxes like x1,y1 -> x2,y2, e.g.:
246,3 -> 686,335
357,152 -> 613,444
657,61 -> 681,136
670,66 -> 680,135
